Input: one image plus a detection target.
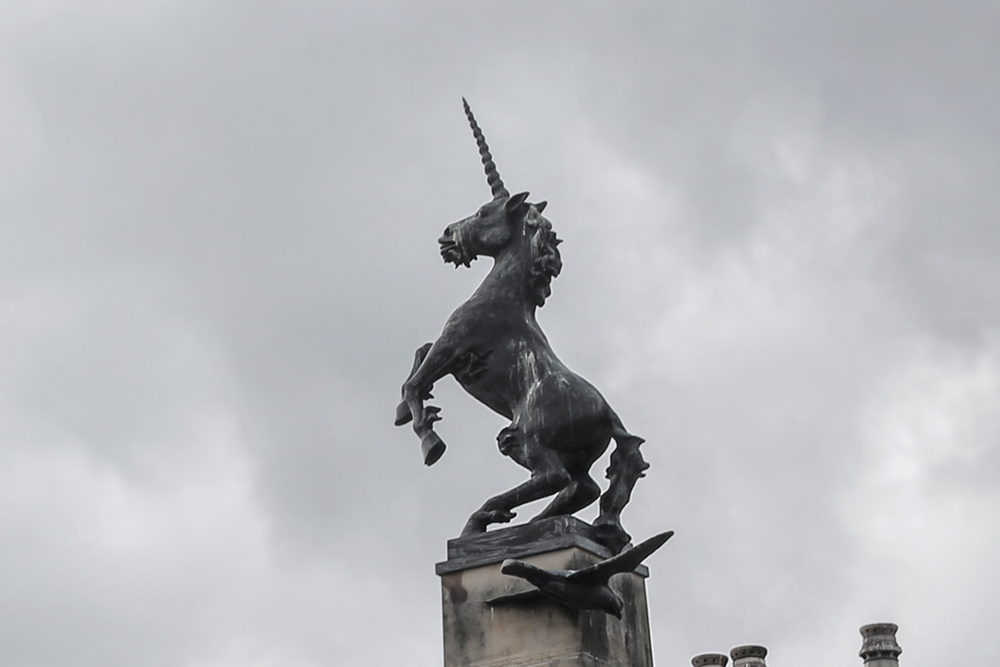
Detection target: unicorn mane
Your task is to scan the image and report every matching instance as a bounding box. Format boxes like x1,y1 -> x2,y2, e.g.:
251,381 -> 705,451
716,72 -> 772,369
525,205 -> 562,307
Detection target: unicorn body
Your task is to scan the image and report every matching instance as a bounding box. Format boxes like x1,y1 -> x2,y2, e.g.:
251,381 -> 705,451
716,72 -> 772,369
395,100 -> 649,552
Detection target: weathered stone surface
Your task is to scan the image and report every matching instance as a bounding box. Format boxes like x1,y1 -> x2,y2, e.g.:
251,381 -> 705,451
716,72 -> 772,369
439,541 -> 653,667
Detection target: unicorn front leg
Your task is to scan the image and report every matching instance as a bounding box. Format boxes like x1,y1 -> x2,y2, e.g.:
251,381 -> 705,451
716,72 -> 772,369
394,342 -> 433,426
398,340 -> 458,466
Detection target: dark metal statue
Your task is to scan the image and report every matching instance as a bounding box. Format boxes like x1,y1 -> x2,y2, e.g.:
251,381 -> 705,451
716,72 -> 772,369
395,99 -> 650,553
488,531 -> 673,618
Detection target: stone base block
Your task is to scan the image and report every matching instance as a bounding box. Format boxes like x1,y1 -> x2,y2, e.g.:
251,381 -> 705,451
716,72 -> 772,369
437,518 -> 654,667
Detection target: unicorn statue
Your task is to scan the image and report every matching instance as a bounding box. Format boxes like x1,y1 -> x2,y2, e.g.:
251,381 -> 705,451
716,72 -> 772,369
395,100 -> 650,553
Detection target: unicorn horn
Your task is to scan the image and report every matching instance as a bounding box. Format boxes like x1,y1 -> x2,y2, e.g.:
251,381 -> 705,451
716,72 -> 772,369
462,98 -> 509,200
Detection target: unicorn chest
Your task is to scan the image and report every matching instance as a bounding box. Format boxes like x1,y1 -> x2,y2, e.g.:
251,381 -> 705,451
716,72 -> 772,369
451,347 -> 495,384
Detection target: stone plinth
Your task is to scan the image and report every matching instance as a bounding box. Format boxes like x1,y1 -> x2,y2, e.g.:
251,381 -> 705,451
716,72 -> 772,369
436,517 -> 654,667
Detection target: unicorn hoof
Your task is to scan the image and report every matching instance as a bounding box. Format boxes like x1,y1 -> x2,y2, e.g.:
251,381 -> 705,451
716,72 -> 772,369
593,522 -> 631,555
461,516 -> 488,536
421,432 -> 446,466
460,509 -> 516,536
489,509 -> 516,524
394,401 -> 413,426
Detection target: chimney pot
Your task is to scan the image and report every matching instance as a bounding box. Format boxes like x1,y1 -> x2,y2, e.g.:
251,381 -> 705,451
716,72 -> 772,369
859,623 -> 902,667
692,653 -> 729,667
730,645 -> 768,667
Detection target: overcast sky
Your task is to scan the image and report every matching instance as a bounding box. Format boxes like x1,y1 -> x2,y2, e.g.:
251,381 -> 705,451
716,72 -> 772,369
1,2 -> 998,666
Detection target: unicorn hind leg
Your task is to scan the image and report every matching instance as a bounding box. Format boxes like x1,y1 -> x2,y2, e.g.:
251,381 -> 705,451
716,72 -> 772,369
461,435 -> 572,536
593,430 -> 649,553
531,471 -> 601,521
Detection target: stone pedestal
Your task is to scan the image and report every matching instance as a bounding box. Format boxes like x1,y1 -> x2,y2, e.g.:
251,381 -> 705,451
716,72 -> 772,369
436,517 -> 654,667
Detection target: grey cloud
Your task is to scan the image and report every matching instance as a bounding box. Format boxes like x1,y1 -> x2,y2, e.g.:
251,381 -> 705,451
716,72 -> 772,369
1,2 -> 998,666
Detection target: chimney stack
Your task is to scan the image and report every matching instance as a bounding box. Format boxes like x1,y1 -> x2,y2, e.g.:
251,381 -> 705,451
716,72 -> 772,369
692,653 -> 729,667
730,645 -> 767,667
859,623 -> 902,667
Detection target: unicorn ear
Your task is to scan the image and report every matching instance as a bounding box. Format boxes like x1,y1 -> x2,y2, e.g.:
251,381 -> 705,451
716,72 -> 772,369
505,191 -> 530,214
534,200 -> 548,213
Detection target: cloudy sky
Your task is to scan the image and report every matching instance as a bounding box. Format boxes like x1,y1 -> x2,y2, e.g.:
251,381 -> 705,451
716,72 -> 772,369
2,2 -> 998,666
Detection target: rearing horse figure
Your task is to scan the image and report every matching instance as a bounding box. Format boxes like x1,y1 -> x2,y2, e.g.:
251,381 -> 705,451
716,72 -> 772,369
395,100 -> 649,553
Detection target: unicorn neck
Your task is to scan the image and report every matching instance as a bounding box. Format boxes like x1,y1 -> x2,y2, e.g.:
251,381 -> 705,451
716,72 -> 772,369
473,242 -> 536,313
